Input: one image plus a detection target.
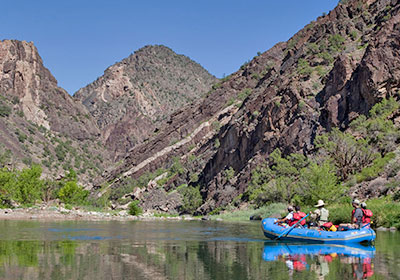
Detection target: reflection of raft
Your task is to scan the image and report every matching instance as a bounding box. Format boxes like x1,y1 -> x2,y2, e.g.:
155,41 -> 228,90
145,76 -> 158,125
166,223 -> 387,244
262,243 -> 376,261
262,218 -> 376,244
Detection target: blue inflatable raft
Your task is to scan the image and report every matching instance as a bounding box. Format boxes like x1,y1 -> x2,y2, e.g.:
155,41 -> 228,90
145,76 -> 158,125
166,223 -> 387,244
262,243 -> 375,261
262,218 -> 376,244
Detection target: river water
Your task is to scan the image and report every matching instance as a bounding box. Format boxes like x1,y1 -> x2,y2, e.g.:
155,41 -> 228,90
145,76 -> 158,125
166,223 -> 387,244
0,220 -> 398,279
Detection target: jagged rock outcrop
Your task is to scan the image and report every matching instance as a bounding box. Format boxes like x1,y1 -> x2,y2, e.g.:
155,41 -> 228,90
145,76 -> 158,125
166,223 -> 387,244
99,0 -> 400,214
0,40 -> 109,182
74,45 -> 217,159
0,40 -> 99,139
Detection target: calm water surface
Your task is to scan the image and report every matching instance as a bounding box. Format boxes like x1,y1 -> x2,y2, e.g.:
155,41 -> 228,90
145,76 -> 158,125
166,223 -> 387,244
0,220 -> 398,279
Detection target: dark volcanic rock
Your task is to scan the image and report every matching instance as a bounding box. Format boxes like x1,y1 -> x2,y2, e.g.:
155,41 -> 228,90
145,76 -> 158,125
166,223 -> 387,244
101,0 -> 400,214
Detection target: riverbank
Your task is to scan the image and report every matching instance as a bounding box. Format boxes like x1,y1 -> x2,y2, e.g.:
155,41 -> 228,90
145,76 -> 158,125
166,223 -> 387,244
1,199 -> 398,232
0,205 -> 201,222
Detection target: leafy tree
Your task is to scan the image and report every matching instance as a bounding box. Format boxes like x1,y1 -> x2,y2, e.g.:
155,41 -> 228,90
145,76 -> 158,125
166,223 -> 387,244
58,181 -> 88,205
246,149 -> 309,206
298,161 -> 343,205
350,97 -> 400,155
0,167 -> 16,207
14,165 -> 44,206
178,185 -> 202,214
315,128 -> 375,180
57,170 -> 88,205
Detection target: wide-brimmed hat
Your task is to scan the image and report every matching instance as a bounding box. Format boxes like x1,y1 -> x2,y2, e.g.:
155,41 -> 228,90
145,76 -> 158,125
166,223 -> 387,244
352,199 -> 360,205
314,200 -> 325,207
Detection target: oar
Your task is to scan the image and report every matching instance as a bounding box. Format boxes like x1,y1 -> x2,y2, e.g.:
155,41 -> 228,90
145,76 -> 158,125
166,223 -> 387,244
275,214 -> 310,240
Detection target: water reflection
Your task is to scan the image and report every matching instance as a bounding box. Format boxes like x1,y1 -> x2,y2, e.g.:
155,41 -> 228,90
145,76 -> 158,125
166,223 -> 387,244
0,220 -> 398,279
262,243 -> 376,279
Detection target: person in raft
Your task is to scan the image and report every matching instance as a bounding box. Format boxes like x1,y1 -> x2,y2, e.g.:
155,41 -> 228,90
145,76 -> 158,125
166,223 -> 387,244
360,202 -> 373,224
310,200 -> 329,227
275,206 -> 295,226
339,199 -> 364,230
352,199 -> 364,228
292,205 -> 307,227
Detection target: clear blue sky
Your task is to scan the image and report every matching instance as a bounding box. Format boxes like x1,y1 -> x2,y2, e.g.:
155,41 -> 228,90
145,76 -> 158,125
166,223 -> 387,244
2,0 -> 338,94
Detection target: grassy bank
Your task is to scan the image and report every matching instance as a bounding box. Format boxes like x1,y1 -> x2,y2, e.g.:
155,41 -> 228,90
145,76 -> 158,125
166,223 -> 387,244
210,198 -> 400,229
210,203 -> 287,222
327,197 -> 400,229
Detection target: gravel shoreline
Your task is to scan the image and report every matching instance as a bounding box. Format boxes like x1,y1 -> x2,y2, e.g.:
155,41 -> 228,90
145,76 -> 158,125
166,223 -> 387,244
0,206 -> 200,222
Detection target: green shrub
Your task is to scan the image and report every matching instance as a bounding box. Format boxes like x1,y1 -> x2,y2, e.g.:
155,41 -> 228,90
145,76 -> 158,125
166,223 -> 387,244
225,97 -> 236,107
355,152 -> 395,182
315,128 -> 375,180
317,52 -> 334,64
323,198 -> 400,229
326,203 -> 353,225
178,185 -> 202,214
349,30 -> 358,40
169,157 -> 185,175
366,197 -> 400,229
128,200 -> 143,216
307,42 -> 319,54
328,34 -> 345,52
0,167 -> 16,207
13,165 -> 44,206
297,58 -> 312,76
315,65 -> 328,77
214,139 -> 220,149
188,154 -> 197,162
212,121 -> 221,131
189,173 -> 199,183
58,181 -> 89,205
210,203 -> 287,221
237,88 -> 252,101
224,167 -> 235,181
212,83 -> 222,90
350,98 -> 400,154
15,129 -> 27,143
298,161 -> 344,205
0,148 -> 11,168
0,103 -> 11,117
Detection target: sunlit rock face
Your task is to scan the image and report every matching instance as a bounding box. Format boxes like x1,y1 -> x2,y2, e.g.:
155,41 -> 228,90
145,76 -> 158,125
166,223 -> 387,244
0,39 -> 99,139
74,45 -> 217,160
101,0 -> 400,213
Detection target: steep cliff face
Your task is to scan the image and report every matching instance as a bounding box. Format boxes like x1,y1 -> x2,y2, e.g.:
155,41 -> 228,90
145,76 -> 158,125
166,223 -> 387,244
99,0 -> 400,213
0,40 -> 109,182
198,0 -> 400,212
74,45 -> 217,159
0,40 -> 99,139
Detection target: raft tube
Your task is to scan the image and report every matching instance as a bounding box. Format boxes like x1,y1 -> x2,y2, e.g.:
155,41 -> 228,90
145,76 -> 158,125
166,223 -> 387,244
262,218 -> 376,244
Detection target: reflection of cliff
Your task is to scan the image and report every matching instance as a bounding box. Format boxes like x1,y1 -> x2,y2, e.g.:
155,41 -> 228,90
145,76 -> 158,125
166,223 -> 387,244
0,240 -> 271,280
0,239 -> 397,279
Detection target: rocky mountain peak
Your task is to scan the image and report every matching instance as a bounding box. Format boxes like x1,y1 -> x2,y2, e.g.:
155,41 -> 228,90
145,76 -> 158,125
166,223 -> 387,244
74,44 -> 217,159
0,39 -> 108,182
